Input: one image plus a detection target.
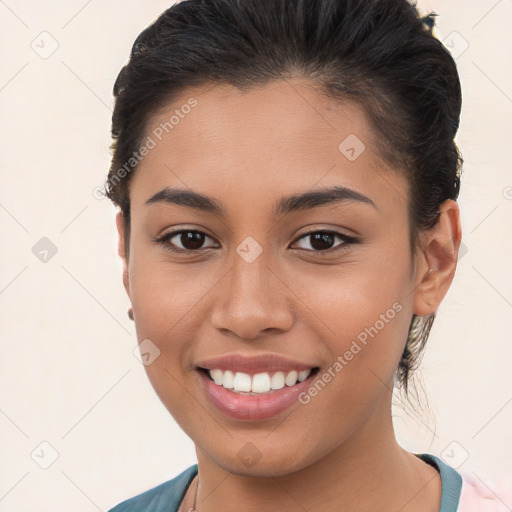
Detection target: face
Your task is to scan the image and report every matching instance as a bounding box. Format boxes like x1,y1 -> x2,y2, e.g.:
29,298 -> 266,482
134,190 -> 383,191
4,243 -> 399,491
116,79 -> 458,477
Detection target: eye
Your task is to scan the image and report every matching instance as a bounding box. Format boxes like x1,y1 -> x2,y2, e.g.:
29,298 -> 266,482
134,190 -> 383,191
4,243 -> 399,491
291,230 -> 358,254
155,229 -> 218,253
154,228 -> 358,255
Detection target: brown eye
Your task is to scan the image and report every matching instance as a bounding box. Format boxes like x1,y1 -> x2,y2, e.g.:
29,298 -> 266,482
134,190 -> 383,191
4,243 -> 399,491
292,231 -> 357,253
156,230 -> 218,252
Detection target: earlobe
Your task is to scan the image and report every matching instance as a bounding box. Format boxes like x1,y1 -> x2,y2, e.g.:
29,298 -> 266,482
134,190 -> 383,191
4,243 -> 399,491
412,199 -> 462,316
115,210 -> 131,299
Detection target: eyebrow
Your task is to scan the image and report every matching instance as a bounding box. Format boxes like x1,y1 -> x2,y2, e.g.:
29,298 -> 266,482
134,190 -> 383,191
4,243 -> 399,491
145,185 -> 376,216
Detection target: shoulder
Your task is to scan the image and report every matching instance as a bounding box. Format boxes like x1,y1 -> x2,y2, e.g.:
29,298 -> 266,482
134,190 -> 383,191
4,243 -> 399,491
416,453 -> 463,511
108,464 -> 198,512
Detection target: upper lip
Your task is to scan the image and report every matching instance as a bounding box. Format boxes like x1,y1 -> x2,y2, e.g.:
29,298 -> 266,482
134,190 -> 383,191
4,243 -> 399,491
196,353 -> 317,374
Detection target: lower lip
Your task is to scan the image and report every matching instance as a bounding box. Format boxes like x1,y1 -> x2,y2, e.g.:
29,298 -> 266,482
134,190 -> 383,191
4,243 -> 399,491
197,369 -> 317,421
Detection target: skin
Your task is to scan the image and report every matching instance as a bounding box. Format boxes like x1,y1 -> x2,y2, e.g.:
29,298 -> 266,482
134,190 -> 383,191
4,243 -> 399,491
115,79 -> 462,512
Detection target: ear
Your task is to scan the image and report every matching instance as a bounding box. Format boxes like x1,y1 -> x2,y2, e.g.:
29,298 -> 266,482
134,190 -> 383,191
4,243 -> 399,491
115,210 -> 131,300
412,199 -> 462,316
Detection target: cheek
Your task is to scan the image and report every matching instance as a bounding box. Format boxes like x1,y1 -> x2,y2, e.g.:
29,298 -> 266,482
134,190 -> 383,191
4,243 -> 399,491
292,275 -> 408,445
297,254 -> 412,395
129,247 -> 213,340
302,258 -> 410,341
127,254 -> 204,405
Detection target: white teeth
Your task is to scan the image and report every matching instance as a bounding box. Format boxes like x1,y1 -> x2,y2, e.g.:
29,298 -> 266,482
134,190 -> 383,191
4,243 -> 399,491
298,370 -> 310,382
233,372 -> 252,392
210,369 -> 223,385
222,370 -> 234,389
285,370 -> 298,386
207,368 -> 312,394
252,372 -> 271,393
270,371 -> 285,390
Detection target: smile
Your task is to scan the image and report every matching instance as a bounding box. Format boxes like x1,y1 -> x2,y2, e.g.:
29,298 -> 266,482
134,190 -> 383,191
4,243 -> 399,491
195,353 -> 320,421
206,368 -> 312,394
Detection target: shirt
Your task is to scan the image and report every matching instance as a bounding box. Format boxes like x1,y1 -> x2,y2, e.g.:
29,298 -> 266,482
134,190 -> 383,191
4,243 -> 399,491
108,453 -> 508,511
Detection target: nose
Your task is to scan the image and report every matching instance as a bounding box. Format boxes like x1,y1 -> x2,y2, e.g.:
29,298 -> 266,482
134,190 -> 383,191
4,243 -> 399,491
210,250 -> 294,340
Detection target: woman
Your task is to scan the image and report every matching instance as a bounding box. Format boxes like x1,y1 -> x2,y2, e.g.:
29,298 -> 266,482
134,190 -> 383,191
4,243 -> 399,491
104,0 -> 506,510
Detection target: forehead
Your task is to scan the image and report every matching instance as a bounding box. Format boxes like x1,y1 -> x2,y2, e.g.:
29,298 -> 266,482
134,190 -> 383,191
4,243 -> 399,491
144,79 -> 373,159
129,79 -> 408,218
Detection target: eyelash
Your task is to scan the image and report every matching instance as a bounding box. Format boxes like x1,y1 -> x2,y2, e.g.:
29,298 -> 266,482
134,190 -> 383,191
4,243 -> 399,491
154,229 -> 358,255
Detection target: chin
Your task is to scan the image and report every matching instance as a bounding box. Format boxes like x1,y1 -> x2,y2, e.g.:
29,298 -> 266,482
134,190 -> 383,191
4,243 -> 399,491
202,441 -> 320,479
223,458 -> 306,478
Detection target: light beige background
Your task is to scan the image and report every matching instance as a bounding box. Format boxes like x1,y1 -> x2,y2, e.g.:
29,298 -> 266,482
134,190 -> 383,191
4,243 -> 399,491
0,0 -> 511,510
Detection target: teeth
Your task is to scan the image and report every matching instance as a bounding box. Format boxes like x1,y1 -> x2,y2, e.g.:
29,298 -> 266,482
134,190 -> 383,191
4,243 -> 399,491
284,370 -> 298,386
222,370 -> 234,389
270,371 -> 285,390
207,368 -> 312,394
233,372 -> 251,392
210,369 -> 223,385
298,370 -> 310,382
252,373 -> 271,393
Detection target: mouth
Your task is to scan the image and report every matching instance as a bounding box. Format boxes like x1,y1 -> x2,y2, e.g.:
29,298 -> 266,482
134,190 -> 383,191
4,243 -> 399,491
198,367 -> 320,395
195,355 -> 320,421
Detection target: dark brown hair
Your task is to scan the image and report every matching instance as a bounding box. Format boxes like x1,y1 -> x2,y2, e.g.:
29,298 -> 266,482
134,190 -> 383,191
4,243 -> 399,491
104,0 -> 463,396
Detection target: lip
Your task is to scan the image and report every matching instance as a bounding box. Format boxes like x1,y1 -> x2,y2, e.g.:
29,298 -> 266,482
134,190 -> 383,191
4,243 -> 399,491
196,366 -> 319,421
196,353 -> 315,375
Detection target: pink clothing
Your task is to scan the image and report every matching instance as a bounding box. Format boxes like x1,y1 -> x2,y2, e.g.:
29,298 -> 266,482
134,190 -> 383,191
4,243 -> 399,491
458,473 -> 512,511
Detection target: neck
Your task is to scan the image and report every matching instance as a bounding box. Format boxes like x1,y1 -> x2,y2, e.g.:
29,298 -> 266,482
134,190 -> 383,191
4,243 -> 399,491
193,392 -> 441,512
